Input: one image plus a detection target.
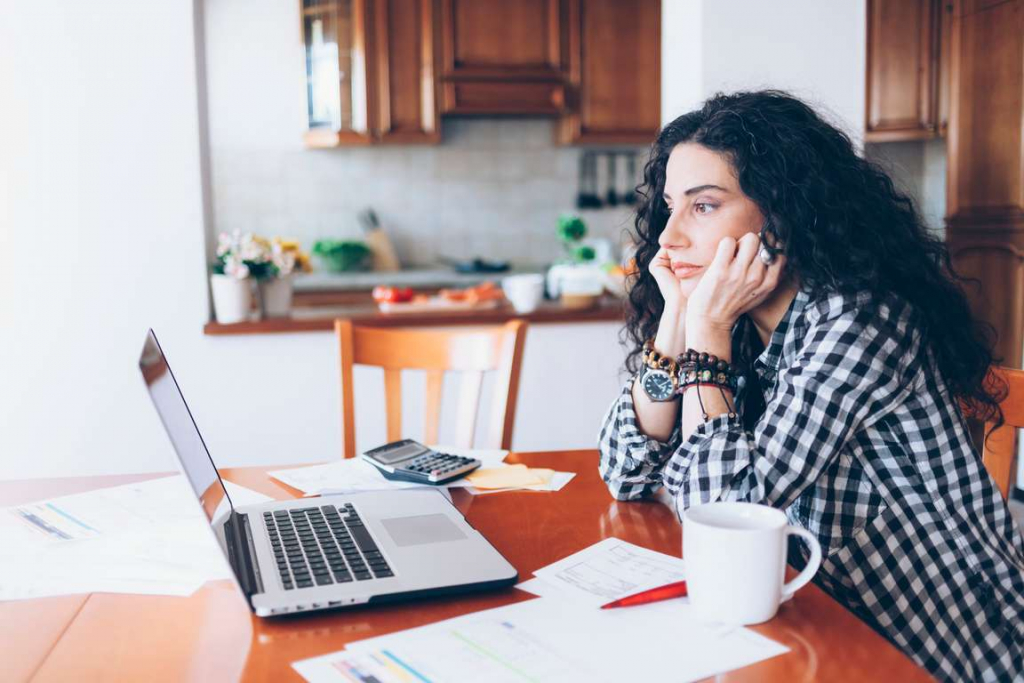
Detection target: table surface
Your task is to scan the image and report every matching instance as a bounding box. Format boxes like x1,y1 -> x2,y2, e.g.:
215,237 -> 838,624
2,450 -> 932,682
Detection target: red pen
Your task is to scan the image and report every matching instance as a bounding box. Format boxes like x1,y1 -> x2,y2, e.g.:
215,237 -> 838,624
599,580 -> 688,609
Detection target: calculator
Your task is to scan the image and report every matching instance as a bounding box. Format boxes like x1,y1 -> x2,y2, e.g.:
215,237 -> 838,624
360,439 -> 481,485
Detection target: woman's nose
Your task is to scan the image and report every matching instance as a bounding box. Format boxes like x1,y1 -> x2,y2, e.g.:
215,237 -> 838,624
659,213 -> 690,249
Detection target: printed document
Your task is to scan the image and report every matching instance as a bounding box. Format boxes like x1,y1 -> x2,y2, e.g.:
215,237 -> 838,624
293,593 -> 788,683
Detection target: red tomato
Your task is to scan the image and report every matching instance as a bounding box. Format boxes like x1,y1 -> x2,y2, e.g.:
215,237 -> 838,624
392,287 -> 415,303
372,286 -> 415,304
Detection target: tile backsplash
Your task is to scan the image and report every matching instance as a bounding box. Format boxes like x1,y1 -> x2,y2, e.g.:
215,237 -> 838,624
210,118 -> 646,269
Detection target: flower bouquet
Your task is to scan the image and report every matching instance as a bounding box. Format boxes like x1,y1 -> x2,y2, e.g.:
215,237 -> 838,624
261,238 -> 313,318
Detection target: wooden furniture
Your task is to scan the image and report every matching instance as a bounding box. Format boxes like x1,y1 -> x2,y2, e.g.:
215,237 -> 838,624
945,0 -> 1024,371
370,0 -> 440,143
865,0 -> 953,142
978,367 -> 1024,499
302,0 -> 439,147
438,0 -> 567,115
300,0 -> 662,143
3,454 -> 932,681
558,0 -> 661,144
204,295 -> 625,335
335,318 -> 527,457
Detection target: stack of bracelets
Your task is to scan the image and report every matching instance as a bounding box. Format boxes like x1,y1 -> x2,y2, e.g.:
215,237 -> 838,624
642,339 -> 741,421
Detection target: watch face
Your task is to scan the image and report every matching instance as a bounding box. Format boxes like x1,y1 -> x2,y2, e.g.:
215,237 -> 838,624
643,369 -> 675,401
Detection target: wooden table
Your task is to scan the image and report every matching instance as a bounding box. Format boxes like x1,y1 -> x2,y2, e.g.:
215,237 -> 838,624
3,451 -> 932,682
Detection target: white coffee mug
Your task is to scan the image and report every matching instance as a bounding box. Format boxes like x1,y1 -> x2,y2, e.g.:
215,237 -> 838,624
502,274 -> 545,314
682,502 -> 822,625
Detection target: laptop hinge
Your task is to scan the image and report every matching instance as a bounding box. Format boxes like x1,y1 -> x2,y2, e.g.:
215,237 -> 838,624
223,511 -> 264,599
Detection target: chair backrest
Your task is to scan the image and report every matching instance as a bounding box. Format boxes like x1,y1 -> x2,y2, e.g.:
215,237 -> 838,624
975,366 -> 1024,499
334,319 -> 528,459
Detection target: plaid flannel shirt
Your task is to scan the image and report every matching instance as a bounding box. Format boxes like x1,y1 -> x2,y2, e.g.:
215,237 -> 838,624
599,288 -> 1024,681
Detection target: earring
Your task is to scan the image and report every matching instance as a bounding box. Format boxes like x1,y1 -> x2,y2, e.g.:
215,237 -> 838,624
758,230 -> 777,265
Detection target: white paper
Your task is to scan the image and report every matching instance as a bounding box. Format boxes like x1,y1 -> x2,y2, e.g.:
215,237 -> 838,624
271,448 -> 512,496
0,475 -> 271,601
531,537 -> 687,607
270,459 -> 423,496
294,595 -> 788,683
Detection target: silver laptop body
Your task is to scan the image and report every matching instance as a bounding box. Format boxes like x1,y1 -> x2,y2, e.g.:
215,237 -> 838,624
139,330 -> 518,617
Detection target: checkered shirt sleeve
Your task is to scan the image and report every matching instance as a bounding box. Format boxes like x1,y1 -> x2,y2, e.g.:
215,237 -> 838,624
597,377 -> 681,500
599,296 -> 913,508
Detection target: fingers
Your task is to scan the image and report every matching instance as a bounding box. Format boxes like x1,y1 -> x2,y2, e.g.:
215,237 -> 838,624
709,237 -> 738,273
733,232 -> 760,270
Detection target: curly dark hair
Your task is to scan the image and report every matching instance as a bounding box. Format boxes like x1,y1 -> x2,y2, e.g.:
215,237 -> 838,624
625,89 -> 1004,423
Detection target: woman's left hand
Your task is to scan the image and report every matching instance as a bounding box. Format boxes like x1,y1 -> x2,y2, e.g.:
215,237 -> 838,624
685,232 -> 785,334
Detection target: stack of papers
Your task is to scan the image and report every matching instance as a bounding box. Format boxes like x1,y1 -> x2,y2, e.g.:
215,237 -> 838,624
270,447 -> 576,497
0,475 -> 270,600
464,464 -> 575,494
292,538 -> 789,682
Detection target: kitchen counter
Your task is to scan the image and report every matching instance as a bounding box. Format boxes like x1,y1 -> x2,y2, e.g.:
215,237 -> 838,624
295,269 -> 537,292
203,295 -> 626,335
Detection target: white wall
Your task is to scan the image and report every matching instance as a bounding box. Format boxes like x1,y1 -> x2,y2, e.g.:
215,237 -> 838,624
662,0 -> 866,143
0,1 -> 211,479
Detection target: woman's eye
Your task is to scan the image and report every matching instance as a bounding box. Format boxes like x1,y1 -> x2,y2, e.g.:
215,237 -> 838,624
694,202 -> 716,215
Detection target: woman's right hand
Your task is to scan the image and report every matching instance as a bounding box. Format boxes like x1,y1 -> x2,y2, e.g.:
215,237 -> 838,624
649,247 -> 687,314
648,247 -> 688,355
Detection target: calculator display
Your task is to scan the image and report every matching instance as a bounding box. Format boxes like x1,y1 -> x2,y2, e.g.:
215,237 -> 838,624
372,442 -> 431,464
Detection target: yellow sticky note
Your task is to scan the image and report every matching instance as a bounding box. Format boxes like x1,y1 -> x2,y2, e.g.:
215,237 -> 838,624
526,468 -> 555,485
466,464 -> 547,490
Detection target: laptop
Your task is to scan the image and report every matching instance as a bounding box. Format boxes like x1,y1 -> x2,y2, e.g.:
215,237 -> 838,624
138,329 -> 518,616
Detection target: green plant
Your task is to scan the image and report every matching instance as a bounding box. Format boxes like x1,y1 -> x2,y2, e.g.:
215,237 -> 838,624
557,214 -> 594,264
572,245 -> 596,263
557,214 -> 587,243
312,240 -> 372,272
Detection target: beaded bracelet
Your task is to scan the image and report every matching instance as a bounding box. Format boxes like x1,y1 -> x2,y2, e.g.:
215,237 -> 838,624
674,348 -> 740,421
642,339 -> 679,376
674,349 -> 741,393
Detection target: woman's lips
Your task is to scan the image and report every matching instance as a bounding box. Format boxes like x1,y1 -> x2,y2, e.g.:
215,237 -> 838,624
671,263 -> 704,278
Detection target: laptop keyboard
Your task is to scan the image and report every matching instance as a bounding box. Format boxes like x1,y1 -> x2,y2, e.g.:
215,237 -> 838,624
263,503 -> 394,590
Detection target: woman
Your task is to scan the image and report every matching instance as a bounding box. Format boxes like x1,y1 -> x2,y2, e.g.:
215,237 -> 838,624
598,90 -> 1024,681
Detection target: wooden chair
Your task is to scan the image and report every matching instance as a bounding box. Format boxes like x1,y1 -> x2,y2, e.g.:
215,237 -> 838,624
973,366 -> 1024,499
334,319 -> 528,459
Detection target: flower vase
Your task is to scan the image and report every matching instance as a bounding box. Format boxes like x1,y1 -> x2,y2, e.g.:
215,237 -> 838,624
260,275 -> 294,319
210,274 -> 253,324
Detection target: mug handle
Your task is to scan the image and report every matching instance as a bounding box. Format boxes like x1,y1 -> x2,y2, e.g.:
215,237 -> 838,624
781,526 -> 823,601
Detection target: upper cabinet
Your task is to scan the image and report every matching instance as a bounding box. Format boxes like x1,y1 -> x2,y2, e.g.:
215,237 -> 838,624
301,0 -> 662,146
558,0 -> 661,144
438,0 -> 567,115
303,0 -> 439,147
865,0 -> 952,142
371,0 -> 440,143
302,0 -> 374,146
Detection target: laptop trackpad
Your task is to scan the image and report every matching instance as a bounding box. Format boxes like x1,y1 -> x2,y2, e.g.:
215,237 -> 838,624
380,514 -> 467,547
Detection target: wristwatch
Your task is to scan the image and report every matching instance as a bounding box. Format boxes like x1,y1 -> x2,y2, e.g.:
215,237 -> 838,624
639,363 -> 677,402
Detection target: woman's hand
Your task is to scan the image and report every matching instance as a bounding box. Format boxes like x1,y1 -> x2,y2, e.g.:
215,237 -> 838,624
648,247 -> 689,355
649,247 -> 687,314
685,232 -> 785,335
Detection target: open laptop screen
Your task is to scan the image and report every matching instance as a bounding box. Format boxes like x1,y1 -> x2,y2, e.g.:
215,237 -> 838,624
139,330 -> 233,523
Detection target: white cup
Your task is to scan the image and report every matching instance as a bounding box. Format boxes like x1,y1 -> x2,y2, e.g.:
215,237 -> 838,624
682,502 -> 822,625
502,274 -> 545,314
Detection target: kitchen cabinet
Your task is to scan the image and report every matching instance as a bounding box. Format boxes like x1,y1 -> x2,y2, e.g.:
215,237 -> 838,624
558,0 -> 661,144
945,0 -> 1024,369
438,0 -> 567,115
303,0 -> 439,147
865,0 -> 952,142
